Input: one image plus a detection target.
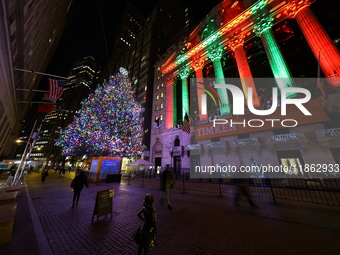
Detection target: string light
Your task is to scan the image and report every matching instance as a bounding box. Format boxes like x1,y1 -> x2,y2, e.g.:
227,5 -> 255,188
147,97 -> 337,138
56,72 -> 145,158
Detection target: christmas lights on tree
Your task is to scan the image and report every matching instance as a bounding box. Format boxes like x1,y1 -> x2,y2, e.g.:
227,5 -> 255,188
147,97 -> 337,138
56,72 -> 145,158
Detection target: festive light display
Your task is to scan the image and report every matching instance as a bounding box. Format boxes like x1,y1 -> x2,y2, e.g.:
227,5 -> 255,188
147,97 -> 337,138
208,47 -> 231,115
233,44 -> 260,107
179,67 -> 190,120
165,78 -> 175,129
259,28 -> 294,91
294,6 -> 340,87
161,0 -> 340,129
56,73 -> 145,157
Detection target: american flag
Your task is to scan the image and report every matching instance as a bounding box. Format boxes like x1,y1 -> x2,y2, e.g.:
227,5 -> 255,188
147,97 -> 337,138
181,114 -> 191,134
317,79 -> 328,107
48,79 -> 65,100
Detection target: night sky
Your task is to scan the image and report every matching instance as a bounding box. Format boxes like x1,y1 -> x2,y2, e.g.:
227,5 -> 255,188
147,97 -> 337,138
47,0 -> 223,77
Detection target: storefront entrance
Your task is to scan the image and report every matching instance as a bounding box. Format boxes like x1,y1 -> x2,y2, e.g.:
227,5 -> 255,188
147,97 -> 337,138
276,150 -> 309,178
155,157 -> 162,174
173,156 -> 181,173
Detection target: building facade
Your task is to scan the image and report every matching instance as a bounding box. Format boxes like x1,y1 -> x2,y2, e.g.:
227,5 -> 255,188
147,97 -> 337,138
100,2 -> 145,81
151,0 -> 340,175
28,56 -> 99,166
0,0 -> 72,159
111,0 -> 189,160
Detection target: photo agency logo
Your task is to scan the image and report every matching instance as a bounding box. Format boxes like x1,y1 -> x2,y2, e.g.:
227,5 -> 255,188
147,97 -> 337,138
200,78 -> 312,128
190,78 -> 334,179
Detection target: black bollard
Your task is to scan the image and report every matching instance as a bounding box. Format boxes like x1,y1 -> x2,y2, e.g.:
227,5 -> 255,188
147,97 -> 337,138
181,171 -> 187,194
268,178 -> 278,205
141,170 -> 145,187
217,178 -> 224,198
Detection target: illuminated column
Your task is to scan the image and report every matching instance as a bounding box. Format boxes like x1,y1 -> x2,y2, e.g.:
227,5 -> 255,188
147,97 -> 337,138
254,16 -> 294,91
294,6 -> 340,87
193,59 -> 208,121
179,67 -> 190,121
207,47 -> 231,115
165,77 -> 175,129
228,35 -> 260,107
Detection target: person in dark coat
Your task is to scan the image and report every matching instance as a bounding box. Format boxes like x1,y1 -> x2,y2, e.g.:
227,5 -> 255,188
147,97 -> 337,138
71,170 -> 89,208
41,169 -> 49,183
233,171 -> 258,208
133,193 -> 157,255
160,164 -> 174,210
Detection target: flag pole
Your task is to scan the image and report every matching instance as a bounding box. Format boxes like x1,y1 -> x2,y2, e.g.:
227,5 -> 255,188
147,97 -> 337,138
18,101 -> 56,104
16,89 -> 48,93
317,51 -> 321,89
14,68 -> 69,80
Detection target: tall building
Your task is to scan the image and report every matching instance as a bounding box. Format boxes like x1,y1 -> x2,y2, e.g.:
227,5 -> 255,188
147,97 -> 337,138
150,0 -> 340,174
0,0 -> 72,159
111,0 -> 189,160
100,1 -> 145,81
28,56 -> 99,166
61,56 -> 98,118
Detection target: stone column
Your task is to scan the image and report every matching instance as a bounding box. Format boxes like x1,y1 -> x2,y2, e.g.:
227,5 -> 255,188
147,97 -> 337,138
208,47 -> 231,115
179,67 -> 190,121
165,77 -> 175,129
293,5 -> 340,87
228,34 -> 260,107
254,16 -> 294,92
193,59 -> 208,121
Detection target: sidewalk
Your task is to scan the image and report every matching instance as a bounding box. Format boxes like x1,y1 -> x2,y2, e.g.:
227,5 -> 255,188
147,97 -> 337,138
1,171 -> 340,255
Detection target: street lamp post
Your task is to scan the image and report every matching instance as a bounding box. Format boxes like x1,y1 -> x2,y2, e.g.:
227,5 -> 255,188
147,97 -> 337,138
12,120 -> 37,185
12,109 -> 69,186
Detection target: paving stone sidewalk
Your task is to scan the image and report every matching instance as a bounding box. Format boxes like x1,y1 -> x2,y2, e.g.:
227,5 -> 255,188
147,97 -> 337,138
1,171 -> 340,255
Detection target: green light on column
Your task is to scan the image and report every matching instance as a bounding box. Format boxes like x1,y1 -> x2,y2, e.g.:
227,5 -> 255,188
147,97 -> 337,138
179,68 -> 190,120
261,28 -> 295,93
213,59 -> 231,115
207,46 -> 231,115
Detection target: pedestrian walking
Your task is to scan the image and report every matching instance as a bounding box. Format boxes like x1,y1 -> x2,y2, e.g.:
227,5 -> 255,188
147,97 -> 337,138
233,172 -> 258,208
41,169 -> 49,183
70,170 -> 89,208
133,193 -> 157,255
61,167 -> 66,176
160,164 -> 174,210
75,167 -> 81,176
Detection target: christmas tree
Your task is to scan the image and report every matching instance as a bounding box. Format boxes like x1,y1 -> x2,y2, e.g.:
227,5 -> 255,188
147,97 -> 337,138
56,71 -> 145,158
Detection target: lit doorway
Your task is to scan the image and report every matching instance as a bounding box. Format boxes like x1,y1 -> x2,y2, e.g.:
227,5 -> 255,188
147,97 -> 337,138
173,156 -> 181,173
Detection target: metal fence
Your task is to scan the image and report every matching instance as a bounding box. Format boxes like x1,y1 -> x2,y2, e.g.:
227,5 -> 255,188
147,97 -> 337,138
121,172 -> 340,206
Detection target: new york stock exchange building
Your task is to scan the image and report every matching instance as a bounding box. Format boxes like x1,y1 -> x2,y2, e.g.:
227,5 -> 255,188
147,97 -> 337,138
150,0 -> 340,184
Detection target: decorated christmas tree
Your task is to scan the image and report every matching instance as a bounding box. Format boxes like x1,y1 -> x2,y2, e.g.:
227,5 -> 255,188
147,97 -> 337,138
56,71 -> 145,158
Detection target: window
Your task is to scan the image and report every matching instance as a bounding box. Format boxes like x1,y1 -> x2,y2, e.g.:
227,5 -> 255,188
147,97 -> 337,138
160,114 -> 163,120
156,95 -> 159,100
237,133 -> 250,139
273,128 -> 290,135
160,93 -> 164,98
174,137 -> 180,146
323,113 -> 340,129
160,103 -> 163,109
